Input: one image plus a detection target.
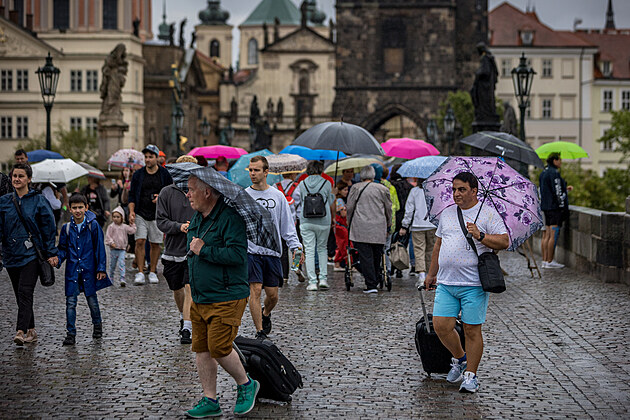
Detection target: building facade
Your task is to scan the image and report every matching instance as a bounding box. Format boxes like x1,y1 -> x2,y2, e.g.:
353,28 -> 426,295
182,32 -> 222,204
0,0 -> 150,167
333,0 -> 488,141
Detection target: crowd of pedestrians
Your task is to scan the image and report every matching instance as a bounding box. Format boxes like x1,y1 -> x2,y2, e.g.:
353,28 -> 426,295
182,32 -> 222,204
0,141 -> 573,414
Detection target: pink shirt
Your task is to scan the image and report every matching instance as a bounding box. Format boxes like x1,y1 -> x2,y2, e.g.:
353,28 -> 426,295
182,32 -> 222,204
105,223 -> 136,250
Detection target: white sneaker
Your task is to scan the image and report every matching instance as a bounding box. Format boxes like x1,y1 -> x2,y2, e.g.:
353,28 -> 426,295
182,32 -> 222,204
134,272 -> 146,285
548,261 -> 565,269
148,272 -> 159,283
306,283 -> 318,291
318,280 -> 329,290
541,261 -> 549,269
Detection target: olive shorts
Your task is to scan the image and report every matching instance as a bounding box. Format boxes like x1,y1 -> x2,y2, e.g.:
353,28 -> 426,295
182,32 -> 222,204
190,298 -> 248,358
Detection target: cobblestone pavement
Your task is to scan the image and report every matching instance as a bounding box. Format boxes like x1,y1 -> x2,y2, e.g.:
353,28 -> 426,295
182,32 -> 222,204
1,251 -> 629,419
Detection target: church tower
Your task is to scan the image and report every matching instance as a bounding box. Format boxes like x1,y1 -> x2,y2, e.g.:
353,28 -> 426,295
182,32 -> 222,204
195,0 -> 233,67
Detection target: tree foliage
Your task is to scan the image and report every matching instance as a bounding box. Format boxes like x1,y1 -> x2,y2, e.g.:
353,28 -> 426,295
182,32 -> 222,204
598,109 -> 630,165
436,91 -> 504,139
17,124 -> 98,166
533,163 -> 630,212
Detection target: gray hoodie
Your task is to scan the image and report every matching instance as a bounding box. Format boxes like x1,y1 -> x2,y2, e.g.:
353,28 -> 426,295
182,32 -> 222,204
156,184 -> 195,258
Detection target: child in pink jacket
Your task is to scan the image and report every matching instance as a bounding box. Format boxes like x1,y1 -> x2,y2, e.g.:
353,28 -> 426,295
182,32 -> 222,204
105,206 -> 136,286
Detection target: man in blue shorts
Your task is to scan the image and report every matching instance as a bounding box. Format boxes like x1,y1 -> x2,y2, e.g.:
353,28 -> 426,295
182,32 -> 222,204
425,172 -> 509,393
245,156 -> 302,340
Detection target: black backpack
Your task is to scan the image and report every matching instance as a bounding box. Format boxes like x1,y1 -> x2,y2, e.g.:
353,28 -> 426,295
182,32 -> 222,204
302,179 -> 327,218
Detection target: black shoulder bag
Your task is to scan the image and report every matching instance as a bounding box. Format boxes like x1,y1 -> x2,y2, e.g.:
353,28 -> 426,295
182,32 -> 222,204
456,206 -> 505,293
12,194 -> 55,287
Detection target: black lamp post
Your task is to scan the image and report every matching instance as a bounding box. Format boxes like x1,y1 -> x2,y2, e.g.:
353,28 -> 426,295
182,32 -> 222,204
426,119 -> 439,146
511,52 -> 536,142
201,116 -> 211,134
36,52 -> 60,151
443,105 -> 456,155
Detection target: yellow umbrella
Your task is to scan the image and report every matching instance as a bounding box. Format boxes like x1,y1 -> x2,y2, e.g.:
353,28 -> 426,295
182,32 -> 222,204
324,157 -> 383,175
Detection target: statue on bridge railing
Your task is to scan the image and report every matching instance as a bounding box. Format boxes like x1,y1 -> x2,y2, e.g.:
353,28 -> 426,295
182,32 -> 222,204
471,42 -> 500,129
99,43 -> 128,126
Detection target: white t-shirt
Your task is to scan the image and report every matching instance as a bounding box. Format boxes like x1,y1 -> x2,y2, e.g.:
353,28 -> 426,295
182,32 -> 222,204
245,186 -> 301,257
435,202 -> 508,287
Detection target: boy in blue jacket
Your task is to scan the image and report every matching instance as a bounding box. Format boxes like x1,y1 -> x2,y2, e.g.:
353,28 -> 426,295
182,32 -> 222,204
57,193 -> 111,345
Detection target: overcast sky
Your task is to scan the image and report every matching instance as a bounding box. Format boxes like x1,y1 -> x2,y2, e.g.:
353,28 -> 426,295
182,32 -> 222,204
152,0 -> 630,67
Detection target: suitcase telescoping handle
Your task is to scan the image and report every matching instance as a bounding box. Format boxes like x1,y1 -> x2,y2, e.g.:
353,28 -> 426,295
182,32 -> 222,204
418,284 -> 432,334
232,342 -> 248,369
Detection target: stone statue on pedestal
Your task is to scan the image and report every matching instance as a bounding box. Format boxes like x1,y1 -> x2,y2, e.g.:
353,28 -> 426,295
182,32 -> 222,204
471,42 -> 500,131
500,102 -> 518,135
99,43 -> 128,125
276,97 -> 284,123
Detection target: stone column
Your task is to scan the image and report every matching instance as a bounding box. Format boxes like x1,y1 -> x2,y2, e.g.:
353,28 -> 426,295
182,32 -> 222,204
98,122 -> 129,169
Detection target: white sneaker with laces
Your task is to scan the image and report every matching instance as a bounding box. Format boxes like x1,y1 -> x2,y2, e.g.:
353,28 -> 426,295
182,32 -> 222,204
306,283 -> 318,291
459,371 -> 479,393
541,261 -> 549,269
447,357 -> 467,383
148,272 -> 159,283
134,272 -> 146,285
548,261 -> 565,268
318,280 -> 329,290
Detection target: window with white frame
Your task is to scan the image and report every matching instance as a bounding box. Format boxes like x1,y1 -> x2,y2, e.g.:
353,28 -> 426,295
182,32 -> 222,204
622,90 -> 630,111
70,117 -> 82,130
601,61 -> 612,77
542,59 -> 552,78
1,116 -> 12,138
542,99 -> 552,119
86,117 -> 98,135
16,116 -> 28,138
247,38 -> 258,65
602,90 -> 613,112
501,59 -> 511,77
1,70 -> 12,91
16,70 -> 28,91
601,129 -> 615,152
86,70 -> 98,92
71,70 -> 82,92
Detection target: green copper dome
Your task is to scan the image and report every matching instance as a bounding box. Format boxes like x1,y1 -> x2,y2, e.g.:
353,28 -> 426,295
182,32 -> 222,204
199,0 -> 230,25
241,0 -> 300,26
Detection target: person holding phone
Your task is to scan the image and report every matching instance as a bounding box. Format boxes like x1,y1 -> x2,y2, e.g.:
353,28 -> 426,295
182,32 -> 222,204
128,145 -> 173,285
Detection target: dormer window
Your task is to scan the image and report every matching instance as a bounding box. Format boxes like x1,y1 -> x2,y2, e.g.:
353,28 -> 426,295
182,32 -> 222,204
601,61 -> 612,77
520,30 -> 534,46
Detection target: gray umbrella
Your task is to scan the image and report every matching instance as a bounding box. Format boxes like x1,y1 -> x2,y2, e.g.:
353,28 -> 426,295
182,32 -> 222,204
292,122 -> 384,156
189,166 -> 281,253
459,131 -> 543,168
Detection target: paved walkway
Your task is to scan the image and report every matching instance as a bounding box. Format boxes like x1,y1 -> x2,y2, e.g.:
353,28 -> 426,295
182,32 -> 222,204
0,252 -> 629,419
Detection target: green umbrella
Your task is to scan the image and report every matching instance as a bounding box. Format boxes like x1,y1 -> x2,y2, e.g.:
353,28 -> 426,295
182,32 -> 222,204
536,141 -> 588,160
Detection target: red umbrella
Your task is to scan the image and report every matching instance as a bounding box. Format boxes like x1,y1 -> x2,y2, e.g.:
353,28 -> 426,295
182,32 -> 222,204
188,145 -> 248,159
382,138 -> 440,159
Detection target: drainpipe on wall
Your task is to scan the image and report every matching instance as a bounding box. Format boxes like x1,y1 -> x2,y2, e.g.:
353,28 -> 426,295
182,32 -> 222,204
579,47 -> 584,147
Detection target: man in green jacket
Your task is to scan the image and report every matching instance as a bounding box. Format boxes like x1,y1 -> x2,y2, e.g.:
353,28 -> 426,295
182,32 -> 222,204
184,175 -> 259,418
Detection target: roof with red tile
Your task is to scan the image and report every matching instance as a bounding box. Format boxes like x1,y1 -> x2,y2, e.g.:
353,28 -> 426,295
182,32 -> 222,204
489,2 -> 593,48
574,30 -> 630,79
195,50 -> 226,72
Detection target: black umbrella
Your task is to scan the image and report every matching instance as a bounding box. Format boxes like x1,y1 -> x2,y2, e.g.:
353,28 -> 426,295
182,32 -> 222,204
293,121 -> 384,179
293,122 -> 383,155
459,131 -> 543,168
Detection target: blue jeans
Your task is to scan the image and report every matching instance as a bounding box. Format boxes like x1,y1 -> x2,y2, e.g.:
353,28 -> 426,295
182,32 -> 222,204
301,222 -> 330,285
109,248 -> 126,282
66,292 -> 102,336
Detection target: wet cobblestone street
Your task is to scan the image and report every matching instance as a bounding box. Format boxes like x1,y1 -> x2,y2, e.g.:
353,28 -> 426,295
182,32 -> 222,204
1,251 -> 629,419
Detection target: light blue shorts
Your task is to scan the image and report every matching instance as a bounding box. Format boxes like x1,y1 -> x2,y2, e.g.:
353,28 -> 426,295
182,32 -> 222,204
433,284 -> 490,325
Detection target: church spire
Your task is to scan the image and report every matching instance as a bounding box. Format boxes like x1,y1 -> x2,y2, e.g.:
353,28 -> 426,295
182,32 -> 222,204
605,0 -> 615,30
158,0 -> 170,41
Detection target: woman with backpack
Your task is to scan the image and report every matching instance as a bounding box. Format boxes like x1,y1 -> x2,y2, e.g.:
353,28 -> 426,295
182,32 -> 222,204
298,161 -> 336,291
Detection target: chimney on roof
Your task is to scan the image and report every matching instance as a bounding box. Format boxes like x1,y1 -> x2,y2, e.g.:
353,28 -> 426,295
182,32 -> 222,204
605,0 -> 615,30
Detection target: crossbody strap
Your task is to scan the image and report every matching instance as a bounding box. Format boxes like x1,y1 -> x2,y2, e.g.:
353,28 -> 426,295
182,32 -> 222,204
12,193 -> 45,260
456,206 -> 478,257
348,183 -> 370,230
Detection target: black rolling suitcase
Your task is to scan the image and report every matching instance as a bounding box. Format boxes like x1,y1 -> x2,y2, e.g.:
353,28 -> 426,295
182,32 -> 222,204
414,285 -> 465,376
233,336 -> 303,402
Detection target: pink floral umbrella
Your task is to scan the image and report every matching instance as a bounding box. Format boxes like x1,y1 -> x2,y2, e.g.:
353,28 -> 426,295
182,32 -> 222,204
423,156 -> 543,251
188,145 -> 248,159
382,138 -> 440,159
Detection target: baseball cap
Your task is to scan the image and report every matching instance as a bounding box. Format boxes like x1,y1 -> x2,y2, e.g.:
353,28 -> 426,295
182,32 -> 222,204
142,144 -> 160,156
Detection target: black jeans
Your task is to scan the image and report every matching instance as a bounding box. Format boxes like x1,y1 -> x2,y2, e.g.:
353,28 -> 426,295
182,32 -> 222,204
7,259 -> 39,333
355,242 -> 383,290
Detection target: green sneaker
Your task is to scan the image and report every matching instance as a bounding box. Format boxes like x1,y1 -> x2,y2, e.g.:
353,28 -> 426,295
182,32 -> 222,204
185,397 -> 222,418
234,376 -> 260,416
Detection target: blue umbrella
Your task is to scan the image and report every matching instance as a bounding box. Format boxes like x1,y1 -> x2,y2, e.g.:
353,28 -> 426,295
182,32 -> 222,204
397,156 -> 448,179
228,149 -> 283,188
27,149 -> 64,162
280,145 -> 347,161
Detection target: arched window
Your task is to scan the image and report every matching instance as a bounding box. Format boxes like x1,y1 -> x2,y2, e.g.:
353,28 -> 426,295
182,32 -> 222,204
247,38 -> 258,65
210,39 -> 220,58
299,70 -> 309,94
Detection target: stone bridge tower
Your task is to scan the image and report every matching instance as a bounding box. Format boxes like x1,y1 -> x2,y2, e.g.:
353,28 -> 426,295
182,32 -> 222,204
333,0 -> 487,139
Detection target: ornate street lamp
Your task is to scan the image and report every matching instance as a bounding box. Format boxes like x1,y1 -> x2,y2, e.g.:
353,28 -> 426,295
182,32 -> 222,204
174,106 -> 185,132
426,119 -> 439,146
36,52 -> 60,151
444,105 -> 456,155
511,52 -> 536,142
200,117 -> 211,136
